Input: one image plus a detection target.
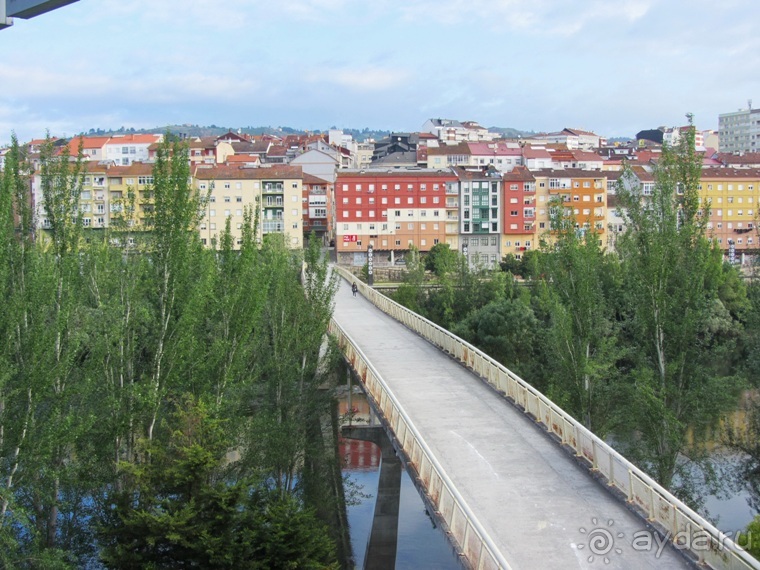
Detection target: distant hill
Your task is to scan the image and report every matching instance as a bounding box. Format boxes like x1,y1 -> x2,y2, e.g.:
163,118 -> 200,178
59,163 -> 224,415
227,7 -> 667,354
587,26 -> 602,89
607,136 -> 633,144
81,125 -> 539,142
487,127 -> 536,138
81,125 -> 391,142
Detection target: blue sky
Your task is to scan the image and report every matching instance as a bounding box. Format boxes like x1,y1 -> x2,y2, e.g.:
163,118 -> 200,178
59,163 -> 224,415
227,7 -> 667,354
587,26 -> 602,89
1,0 -> 759,145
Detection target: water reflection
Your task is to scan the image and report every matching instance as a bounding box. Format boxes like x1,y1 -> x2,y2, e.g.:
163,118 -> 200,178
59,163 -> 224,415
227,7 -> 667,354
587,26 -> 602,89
684,390 -> 760,534
337,386 -> 463,570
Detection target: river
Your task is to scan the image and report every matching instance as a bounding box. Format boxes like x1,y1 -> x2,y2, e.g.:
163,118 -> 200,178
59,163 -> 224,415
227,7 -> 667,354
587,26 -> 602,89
338,386 -> 463,569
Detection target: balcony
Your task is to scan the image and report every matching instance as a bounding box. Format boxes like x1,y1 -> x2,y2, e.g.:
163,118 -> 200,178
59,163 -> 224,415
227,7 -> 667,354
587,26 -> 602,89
262,220 -> 284,233
95,192 -> 105,201
446,213 -> 459,221
263,183 -> 284,193
446,200 -> 459,208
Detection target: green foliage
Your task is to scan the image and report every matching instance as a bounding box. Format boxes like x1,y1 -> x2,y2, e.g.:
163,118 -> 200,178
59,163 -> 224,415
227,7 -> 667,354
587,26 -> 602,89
500,250 -> 541,279
0,134 -> 342,566
451,296 -> 546,389
539,224 -> 622,434
737,515 -> 760,561
424,242 -> 457,277
614,117 -> 743,489
99,398 -> 338,569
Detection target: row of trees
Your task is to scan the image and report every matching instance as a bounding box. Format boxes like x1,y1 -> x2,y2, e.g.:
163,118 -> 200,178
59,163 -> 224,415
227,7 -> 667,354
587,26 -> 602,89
392,122 -> 758,510
0,136 -> 346,567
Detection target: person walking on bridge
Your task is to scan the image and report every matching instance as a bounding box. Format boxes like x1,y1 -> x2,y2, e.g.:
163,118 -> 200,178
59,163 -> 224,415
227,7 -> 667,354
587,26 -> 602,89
352,281 -> 358,297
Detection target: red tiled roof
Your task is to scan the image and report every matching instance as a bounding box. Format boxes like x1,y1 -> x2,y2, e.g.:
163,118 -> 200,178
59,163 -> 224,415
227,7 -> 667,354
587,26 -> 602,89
193,164 -> 303,180
502,166 -> 535,182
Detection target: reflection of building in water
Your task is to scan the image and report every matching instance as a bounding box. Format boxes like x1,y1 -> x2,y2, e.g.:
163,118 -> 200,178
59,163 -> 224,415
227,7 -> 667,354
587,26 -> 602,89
339,438 -> 381,471
686,389 -> 757,451
337,386 -> 382,469
337,386 -> 374,426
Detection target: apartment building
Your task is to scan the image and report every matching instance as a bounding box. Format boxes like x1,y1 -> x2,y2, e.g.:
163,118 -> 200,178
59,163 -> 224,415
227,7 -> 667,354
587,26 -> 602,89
302,172 -> 332,244
452,167 -> 502,268
531,169 -> 608,243
502,166 -> 538,258
718,105 -> 760,154
699,168 -> 760,254
193,165 -> 304,249
104,134 -> 163,166
334,168 -> 457,265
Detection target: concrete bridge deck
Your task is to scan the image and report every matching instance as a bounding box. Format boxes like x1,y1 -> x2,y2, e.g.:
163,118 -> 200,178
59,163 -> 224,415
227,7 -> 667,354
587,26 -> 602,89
332,277 -> 696,570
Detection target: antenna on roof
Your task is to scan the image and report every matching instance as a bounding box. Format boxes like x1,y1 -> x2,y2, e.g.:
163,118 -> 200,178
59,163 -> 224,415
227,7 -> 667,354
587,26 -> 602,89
749,99 -> 753,111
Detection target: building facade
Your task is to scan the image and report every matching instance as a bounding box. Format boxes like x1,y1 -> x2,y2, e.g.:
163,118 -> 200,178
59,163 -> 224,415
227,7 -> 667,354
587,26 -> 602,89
719,106 -> 760,154
334,168 -> 457,265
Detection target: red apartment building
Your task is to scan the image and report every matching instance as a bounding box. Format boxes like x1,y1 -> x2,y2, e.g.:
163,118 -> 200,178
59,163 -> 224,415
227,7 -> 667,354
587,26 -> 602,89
502,166 -> 537,255
334,169 -> 458,265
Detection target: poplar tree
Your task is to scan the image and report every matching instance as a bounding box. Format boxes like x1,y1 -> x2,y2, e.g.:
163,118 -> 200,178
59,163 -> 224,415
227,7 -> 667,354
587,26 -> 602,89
540,204 -> 622,435
615,117 -> 741,490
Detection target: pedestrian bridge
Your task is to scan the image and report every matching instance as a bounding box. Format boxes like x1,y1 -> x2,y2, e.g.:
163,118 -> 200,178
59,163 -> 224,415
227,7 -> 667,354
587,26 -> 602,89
330,267 -> 758,570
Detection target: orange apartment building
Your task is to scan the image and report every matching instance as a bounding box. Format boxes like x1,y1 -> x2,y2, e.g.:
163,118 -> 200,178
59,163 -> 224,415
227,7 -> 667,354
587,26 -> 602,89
531,169 -> 608,245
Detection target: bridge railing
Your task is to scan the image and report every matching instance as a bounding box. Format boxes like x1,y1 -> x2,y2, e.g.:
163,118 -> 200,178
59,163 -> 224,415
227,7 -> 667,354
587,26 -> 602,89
329,319 -> 512,570
333,266 -> 760,570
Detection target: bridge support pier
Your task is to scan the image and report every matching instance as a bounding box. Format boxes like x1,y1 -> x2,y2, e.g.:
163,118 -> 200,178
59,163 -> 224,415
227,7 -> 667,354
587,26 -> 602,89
342,425 -> 401,570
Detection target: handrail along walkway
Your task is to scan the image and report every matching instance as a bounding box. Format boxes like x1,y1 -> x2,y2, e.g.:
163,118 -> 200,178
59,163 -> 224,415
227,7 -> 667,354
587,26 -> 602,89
329,319 -> 511,570
332,266 -> 760,570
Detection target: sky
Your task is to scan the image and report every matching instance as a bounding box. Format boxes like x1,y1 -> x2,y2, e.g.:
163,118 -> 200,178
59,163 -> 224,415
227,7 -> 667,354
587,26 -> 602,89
1,0 -> 759,145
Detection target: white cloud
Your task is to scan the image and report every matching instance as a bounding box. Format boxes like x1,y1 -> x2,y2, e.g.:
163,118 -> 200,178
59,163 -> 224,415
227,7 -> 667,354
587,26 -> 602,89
398,0 -> 652,34
305,66 -> 411,91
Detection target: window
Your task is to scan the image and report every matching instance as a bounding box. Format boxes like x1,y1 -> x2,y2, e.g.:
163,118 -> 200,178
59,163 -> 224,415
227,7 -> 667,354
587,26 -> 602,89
236,196 -> 242,202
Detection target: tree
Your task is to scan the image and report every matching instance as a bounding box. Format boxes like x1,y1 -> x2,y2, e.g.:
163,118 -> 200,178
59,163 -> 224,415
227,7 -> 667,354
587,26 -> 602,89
614,116 -> 742,490
424,242 -> 457,277
98,397 -> 338,569
539,218 -> 622,435
451,294 -> 545,387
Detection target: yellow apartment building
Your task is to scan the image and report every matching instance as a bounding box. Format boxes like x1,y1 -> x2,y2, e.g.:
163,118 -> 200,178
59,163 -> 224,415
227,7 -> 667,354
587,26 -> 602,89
699,168 -> 760,254
192,165 -> 304,249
